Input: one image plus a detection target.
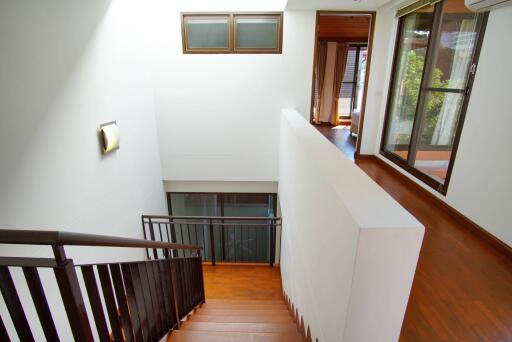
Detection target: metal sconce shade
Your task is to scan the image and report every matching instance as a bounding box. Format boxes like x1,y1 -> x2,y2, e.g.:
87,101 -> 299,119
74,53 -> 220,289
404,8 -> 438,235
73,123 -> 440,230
100,121 -> 120,153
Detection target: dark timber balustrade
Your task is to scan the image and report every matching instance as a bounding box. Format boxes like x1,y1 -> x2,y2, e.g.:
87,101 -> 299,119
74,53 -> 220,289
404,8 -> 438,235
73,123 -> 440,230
0,229 -> 204,342
142,215 -> 281,266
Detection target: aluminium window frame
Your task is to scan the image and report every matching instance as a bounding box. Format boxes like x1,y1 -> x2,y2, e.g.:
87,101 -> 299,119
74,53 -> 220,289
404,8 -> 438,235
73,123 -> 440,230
380,1 -> 488,195
181,12 -> 283,54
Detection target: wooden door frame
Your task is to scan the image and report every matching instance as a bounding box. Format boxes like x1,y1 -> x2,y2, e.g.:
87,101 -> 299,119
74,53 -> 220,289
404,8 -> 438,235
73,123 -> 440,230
309,10 -> 376,157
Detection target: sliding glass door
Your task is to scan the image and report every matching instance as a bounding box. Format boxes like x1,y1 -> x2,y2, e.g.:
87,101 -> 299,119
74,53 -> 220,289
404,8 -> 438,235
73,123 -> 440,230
381,0 -> 487,194
168,193 -> 277,263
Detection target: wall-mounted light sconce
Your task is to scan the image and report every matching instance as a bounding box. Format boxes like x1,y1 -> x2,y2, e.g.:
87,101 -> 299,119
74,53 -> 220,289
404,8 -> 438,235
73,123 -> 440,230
99,121 -> 120,154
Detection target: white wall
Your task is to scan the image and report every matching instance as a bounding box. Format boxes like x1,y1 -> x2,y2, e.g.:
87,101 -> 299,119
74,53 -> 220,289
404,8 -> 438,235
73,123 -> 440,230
0,0 -> 168,339
164,180 -> 278,193
360,2 -> 512,247
279,109 -> 424,342
148,2 -> 316,181
443,5 -> 512,246
359,3 -> 398,155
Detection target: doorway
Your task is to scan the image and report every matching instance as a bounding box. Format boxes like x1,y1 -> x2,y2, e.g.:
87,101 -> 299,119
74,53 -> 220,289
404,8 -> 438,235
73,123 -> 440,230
310,11 -> 375,160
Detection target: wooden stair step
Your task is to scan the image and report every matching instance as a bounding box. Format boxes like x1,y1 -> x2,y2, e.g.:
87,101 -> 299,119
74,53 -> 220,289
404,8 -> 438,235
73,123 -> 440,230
181,322 -> 298,333
168,330 -> 302,342
195,309 -> 292,316
206,299 -> 285,305
189,315 -> 294,323
201,303 -> 288,310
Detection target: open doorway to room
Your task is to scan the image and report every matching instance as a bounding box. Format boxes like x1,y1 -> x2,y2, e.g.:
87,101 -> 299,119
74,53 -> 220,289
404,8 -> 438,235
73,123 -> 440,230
310,11 -> 375,160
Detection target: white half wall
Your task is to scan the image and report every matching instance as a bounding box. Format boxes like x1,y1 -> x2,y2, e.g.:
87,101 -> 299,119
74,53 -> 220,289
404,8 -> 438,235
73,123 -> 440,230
279,109 -> 424,342
148,4 -> 316,181
360,1 -> 512,247
0,0 -> 167,339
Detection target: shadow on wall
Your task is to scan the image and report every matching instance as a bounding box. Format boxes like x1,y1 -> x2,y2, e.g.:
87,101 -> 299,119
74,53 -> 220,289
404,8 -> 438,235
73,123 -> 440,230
284,291 -> 316,342
0,0 -> 111,187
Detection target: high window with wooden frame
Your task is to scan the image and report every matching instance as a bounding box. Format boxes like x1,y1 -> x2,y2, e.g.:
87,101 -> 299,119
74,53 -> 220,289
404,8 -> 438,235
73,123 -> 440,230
380,0 -> 487,194
181,12 -> 283,54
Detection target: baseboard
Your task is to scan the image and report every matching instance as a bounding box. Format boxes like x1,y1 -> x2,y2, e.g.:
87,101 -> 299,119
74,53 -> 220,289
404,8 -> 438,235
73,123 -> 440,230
353,152 -> 374,160
202,262 -> 279,267
355,154 -> 512,260
283,290 -> 315,342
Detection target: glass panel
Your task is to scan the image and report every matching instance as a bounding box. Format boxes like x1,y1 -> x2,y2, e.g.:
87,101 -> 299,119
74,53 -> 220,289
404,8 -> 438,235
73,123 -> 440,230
412,0 -> 481,185
353,48 -> 367,113
338,47 -> 357,117
338,83 -> 354,117
169,193 -> 219,259
222,194 -> 274,263
426,3 -> 479,89
235,17 -> 278,49
413,91 -> 463,183
342,47 -> 357,82
383,7 -> 434,160
187,17 -> 229,49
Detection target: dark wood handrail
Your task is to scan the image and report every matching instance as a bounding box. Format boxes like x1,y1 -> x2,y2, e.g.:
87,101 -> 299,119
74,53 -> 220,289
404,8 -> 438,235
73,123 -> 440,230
142,214 -> 281,266
142,214 -> 281,221
0,229 -> 202,250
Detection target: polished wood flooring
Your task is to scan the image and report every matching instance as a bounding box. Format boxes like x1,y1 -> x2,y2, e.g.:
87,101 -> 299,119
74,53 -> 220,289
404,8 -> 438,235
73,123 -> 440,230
199,143 -> 512,340
314,124 -> 356,161
167,299 -> 301,341
355,158 -> 512,342
169,267 -> 298,341
202,264 -> 283,300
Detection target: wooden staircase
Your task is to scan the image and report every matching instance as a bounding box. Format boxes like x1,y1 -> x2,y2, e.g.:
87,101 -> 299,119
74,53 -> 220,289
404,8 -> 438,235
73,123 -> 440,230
168,299 -> 303,341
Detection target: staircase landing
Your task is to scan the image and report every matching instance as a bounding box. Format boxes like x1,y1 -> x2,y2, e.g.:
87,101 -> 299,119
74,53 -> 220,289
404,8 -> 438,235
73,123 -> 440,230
168,264 -> 302,341
202,264 -> 283,300
168,299 -> 301,341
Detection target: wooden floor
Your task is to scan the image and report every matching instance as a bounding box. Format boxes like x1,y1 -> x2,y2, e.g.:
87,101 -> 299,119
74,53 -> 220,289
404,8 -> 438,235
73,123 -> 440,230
203,264 -> 283,300
355,158 -> 512,341
169,265 -> 299,341
168,299 -> 301,342
196,136 -> 512,341
314,124 -> 356,161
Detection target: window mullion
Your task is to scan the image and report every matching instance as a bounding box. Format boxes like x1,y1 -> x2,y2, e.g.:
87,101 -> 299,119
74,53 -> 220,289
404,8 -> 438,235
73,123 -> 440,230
406,1 -> 445,166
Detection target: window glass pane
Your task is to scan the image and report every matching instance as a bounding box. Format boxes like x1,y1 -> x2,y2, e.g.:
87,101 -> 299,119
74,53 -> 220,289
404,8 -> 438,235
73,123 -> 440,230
187,17 -> 229,49
222,194 -> 274,263
354,48 -> 367,113
169,193 -> 219,260
338,83 -> 354,117
413,91 -> 463,183
169,193 -> 275,263
342,48 -> 357,82
383,7 -> 434,160
338,47 -> 357,117
426,3 -> 478,89
412,0 -> 481,185
235,17 -> 278,49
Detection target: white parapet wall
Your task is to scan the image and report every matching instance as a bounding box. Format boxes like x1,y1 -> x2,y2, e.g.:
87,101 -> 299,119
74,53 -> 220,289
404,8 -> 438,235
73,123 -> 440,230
278,109 -> 424,342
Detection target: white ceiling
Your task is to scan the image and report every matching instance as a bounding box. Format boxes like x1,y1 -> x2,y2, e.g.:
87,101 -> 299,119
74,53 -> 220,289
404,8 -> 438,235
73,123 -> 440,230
285,0 -> 393,11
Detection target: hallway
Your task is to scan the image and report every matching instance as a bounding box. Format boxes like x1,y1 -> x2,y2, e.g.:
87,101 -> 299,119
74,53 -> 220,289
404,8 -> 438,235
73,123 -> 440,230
314,124 -> 357,161
355,157 -> 512,341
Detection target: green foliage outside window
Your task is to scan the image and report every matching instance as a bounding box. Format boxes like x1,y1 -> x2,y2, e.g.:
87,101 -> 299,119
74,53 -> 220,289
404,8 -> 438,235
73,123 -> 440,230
400,50 -> 448,144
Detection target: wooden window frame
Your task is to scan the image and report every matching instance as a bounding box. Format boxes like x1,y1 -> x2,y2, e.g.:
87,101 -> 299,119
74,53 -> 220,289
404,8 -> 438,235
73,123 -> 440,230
181,12 -> 283,54
380,1 -> 489,195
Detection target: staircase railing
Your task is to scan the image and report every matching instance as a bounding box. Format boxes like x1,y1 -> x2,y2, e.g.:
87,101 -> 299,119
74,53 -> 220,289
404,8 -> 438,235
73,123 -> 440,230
142,215 -> 281,266
0,229 -> 204,342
